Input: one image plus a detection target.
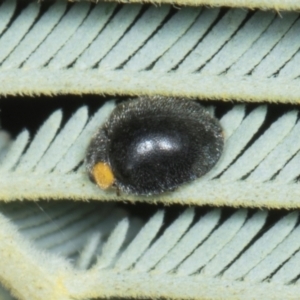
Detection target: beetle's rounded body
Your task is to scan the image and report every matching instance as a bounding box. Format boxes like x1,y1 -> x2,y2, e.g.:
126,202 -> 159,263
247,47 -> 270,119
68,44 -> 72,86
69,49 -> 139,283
86,97 -> 223,195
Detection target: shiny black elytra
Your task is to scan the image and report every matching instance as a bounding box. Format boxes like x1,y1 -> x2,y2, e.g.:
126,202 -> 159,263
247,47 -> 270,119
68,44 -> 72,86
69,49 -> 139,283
86,97 -> 224,195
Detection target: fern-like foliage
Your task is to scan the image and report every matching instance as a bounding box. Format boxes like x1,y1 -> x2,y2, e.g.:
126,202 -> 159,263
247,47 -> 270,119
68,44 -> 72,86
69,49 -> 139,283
1,199 -> 300,299
0,1 -> 300,103
0,100 -> 299,209
1,1 -> 300,299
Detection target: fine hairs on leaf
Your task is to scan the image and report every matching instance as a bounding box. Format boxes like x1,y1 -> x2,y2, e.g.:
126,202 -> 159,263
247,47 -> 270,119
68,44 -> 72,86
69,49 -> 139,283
1,1 -> 300,299
1,201 -> 300,300
0,100 -> 299,209
0,98 -> 300,300
1,99 -> 300,300
1,2 -> 300,103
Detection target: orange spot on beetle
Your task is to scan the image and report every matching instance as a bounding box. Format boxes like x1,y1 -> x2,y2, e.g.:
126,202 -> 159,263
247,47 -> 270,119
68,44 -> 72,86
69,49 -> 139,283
93,162 -> 115,190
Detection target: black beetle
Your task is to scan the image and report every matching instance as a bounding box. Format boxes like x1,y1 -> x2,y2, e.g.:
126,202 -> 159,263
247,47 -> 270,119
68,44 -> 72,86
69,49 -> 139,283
86,97 -> 223,195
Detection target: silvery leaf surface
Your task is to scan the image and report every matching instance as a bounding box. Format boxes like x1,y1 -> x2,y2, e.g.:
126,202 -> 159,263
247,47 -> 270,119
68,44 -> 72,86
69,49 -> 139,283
1,100 -> 299,209
1,201 -> 300,300
85,0 -> 300,10
1,1 -> 300,104
1,1 -> 300,300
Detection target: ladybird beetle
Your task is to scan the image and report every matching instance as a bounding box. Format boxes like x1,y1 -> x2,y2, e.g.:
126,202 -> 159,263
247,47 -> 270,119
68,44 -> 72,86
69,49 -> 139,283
86,97 -> 223,195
